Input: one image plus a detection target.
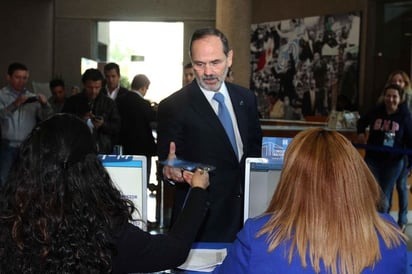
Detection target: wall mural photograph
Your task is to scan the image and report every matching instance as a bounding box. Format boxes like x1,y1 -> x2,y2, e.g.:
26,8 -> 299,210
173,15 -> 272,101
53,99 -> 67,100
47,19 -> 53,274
250,12 -> 361,120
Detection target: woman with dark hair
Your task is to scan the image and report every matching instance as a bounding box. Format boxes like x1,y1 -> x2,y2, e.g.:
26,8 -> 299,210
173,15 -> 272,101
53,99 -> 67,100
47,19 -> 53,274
358,84 -> 412,225
214,128 -> 407,274
0,114 -> 209,274
384,70 -> 412,231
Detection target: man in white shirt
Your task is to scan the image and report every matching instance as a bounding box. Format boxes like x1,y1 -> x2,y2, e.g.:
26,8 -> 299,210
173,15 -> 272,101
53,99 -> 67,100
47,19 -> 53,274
103,62 -> 129,101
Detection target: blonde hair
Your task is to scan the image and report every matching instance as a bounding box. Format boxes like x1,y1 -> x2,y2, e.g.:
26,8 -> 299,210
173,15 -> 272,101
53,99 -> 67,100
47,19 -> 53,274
257,128 -> 406,274
385,70 -> 411,93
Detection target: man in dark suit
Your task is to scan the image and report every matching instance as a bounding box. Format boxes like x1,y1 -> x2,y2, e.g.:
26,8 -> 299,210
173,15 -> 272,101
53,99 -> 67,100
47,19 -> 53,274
116,74 -> 157,182
157,28 -> 262,242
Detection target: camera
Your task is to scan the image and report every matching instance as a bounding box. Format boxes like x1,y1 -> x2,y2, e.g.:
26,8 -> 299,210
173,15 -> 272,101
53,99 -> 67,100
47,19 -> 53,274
24,96 -> 38,104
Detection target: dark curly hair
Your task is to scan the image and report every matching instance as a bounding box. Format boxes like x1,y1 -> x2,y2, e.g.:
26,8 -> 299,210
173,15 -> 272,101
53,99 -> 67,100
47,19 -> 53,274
0,114 -> 135,273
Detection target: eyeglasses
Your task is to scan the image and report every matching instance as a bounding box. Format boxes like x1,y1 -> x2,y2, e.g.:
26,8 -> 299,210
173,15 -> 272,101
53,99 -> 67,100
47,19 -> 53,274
192,59 -> 225,70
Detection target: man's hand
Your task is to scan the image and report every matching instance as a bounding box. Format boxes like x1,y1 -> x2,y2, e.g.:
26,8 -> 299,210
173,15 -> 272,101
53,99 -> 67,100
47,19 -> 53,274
13,95 -> 28,107
37,94 -> 48,105
163,141 -> 184,183
91,114 -> 104,129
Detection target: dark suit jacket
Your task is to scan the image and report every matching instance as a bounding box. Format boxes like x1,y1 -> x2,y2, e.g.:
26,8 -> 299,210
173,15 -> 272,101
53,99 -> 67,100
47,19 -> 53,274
157,81 -> 262,242
62,91 -> 120,154
116,91 -> 157,157
100,86 -> 129,145
116,87 -> 129,99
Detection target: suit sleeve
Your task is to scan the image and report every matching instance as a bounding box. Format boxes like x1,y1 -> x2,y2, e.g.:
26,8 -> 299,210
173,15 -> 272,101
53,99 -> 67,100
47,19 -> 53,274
99,100 -> 121,136
247,92 -> 263,157
157,99 -> 172,161
141,99 -> 157,126
157,97 -> 185,161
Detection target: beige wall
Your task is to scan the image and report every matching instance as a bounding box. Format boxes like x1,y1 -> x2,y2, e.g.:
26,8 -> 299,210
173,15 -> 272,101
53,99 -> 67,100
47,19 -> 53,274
53,18 -> 98,88
55,0 -> 215,21
0,0 -> 54,88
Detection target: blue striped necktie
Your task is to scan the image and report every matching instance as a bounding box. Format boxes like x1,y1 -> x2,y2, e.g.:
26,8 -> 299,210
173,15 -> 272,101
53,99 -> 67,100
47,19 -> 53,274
213,92 -> 238,158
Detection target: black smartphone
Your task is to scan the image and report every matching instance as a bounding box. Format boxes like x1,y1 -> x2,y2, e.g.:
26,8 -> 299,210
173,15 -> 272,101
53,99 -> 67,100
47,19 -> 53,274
24,96 -> 38,104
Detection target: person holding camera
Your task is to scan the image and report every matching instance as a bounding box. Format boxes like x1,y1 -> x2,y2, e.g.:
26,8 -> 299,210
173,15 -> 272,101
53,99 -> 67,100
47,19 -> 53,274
0,62 -> 52,186
62,68 -> 121,154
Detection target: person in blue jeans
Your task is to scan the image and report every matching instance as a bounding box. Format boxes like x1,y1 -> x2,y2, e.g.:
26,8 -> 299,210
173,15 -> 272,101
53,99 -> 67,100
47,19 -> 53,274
390,157 -> 409,231
385,70 -> 412,231
357,84 -> 412,230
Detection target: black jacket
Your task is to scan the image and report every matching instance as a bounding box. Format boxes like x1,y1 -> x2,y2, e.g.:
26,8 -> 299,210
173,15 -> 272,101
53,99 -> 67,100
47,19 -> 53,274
112,188 -> 208,274
62,91 -> 121,154
116,91 -> 157,157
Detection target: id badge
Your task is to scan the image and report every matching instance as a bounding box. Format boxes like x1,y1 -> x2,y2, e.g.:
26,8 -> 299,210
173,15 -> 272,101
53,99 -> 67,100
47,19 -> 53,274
383,132 -> 395,147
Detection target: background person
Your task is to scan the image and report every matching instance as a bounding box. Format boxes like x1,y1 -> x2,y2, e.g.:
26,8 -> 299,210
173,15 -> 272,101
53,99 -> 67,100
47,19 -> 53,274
214,128 -> 407,274
0,114 -> 209,274
267,91 -> 284,118
0,62 -> 52,186
48,77 -> 67,113
70,85 -> 80,96
357,84 -> 412,226
182,62 -> 194,86
117,74 -> 157,183
103,62 -> 129,101
225,66 -> 234,82
62,68 -> 120,154
385,70 -> 412,231
157,27 -> 262,242
301,77 -> 327,117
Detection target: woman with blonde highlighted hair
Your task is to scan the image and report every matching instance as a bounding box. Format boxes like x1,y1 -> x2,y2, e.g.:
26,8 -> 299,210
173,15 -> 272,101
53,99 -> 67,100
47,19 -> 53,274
214,128 -> 407,274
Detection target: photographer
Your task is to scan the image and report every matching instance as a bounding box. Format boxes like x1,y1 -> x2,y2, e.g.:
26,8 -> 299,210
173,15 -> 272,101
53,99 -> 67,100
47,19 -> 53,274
62,68 -> 121,154
0,62 -> 52,186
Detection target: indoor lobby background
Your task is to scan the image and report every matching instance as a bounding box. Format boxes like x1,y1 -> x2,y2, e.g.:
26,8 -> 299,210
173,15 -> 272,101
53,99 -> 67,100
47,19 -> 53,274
1,0 -> 411,113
